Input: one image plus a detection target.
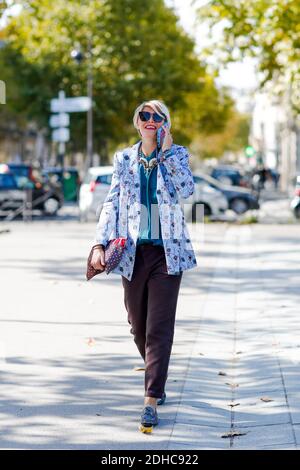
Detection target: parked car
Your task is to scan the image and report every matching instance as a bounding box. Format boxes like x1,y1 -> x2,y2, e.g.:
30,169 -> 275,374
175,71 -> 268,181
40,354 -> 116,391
291,175 -> 300,219
0,170 -> 26,215
211,165 -> 250,188
3,163 -> 64,215
79,166 -> 113,221
194,171 -> 260,214
187,175 -> 228,221
42,167 -> 81,202
79,165 -> 228,222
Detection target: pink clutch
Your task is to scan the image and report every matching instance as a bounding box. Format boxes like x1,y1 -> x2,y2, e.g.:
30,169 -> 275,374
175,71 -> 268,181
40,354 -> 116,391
86,237 -> 127,280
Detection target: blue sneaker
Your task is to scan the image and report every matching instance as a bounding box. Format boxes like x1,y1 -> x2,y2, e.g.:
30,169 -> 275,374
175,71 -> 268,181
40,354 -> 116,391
157,392 -> 166,406
139,406 -> 159,433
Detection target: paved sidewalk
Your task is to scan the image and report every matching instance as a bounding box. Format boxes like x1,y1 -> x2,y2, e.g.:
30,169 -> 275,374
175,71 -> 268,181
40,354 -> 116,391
169,224 -> 300,450
0,220 -> 299,449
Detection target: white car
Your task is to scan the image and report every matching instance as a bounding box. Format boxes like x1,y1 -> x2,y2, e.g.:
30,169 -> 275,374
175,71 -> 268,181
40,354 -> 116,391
79,166 -> 113,221
79,165 -> 228,222
186,174 -> 228,221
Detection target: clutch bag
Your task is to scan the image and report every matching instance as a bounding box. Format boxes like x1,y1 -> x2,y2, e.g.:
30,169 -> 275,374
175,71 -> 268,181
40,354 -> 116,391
86,237 -> 127,280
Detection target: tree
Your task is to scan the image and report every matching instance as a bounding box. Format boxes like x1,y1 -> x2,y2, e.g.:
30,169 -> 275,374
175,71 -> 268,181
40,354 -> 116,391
196,0 -> 300,111
0,0 -> 234,162
190,108 -> 250,160
0,1 -> 9,19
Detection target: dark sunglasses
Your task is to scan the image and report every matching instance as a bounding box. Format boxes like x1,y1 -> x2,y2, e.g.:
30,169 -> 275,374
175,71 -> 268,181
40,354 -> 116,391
139,111 -> 165,123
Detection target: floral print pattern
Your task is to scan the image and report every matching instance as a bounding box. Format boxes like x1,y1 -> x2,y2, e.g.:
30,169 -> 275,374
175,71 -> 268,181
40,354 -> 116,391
93,142 -> 197,280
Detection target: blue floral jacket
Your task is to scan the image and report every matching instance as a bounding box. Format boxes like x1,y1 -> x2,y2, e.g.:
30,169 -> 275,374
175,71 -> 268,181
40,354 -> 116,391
93,142 -> 197,280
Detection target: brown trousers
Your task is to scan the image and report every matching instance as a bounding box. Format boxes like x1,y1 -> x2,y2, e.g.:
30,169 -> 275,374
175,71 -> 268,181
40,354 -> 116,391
121,244 -> 182,398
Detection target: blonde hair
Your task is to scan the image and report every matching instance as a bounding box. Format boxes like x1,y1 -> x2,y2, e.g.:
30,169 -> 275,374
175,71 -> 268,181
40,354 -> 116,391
133,100 -> 171,131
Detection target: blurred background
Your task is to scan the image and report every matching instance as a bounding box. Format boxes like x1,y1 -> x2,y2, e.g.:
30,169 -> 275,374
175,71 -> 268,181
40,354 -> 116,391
0,0 -> 299,223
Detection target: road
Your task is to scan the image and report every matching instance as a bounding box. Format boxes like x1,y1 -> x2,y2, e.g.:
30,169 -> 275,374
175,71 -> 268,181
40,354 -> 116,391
0,211 -> 299,449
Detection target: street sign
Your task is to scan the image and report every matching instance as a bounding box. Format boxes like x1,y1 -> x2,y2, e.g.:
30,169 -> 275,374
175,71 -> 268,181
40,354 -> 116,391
51,96 -> 92,113
49,113 -> 70,128
52,127 -> 70,142
0,80 -> 5,104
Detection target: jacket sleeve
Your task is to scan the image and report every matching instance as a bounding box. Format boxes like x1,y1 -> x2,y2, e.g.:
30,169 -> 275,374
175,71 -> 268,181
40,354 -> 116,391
93,152 -> 121,246
160,145 -> 194,199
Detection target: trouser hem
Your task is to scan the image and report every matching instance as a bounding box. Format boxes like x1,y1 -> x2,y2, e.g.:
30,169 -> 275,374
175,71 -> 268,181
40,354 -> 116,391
144,392 -> 162,399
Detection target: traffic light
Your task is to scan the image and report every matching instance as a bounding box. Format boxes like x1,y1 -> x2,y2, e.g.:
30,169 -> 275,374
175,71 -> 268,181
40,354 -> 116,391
245,145 -> 255,157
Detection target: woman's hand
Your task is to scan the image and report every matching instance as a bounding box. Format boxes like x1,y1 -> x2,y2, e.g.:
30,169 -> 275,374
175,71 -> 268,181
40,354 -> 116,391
91,245 -> 106,271
162,125 -> 173,152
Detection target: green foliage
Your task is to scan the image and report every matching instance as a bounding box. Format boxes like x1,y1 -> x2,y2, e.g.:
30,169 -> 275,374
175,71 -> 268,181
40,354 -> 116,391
196,0 -> 300,111
0,1 -> 9,18
238,214 -> 258,225
0,0 -> 235,159
190,108 -> 250,159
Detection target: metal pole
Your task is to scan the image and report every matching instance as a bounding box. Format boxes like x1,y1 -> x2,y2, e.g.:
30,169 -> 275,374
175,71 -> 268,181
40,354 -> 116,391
57,91 -> 66,168
86,36 -> 93,170
58,141 -> 65,168
23,188 -> 32,222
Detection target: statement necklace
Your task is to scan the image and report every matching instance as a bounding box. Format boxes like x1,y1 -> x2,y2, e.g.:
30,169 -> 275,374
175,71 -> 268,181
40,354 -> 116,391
138,144 -> 158,173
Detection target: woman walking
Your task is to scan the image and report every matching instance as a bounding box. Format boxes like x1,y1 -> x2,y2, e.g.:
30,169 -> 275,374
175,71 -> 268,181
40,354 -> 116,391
90,100 -> 197,433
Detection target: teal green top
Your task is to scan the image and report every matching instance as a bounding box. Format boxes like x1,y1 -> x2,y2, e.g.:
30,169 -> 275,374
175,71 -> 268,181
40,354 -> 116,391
136,147 -> 164,247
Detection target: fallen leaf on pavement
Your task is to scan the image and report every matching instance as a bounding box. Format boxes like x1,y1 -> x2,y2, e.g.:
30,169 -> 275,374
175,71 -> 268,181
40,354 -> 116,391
86,337 -> 96,346
134,367 -> 145,371
260,397 -> 274,402
228,402 -> 240,407
221,430 -> 247,438
218,371 -> 227,376
225,382 -> 239,388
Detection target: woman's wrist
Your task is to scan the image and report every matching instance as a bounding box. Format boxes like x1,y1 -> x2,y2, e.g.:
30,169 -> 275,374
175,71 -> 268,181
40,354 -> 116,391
92,244 -> 105,250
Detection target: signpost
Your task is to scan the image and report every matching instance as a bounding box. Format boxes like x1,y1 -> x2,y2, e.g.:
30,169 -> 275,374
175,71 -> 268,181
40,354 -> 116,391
49,113 -> 69,128
49,90 -> 92,167
0,80 -> 5,104
52,127 -> 70,143
51,94 -> 92,113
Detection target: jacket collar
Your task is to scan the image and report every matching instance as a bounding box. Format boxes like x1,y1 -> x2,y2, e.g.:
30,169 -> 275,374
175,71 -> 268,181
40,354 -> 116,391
129,141 -> 163,162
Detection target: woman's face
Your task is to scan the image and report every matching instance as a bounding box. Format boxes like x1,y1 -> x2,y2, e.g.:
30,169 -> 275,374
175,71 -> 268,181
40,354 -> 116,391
137,106 -> 165,140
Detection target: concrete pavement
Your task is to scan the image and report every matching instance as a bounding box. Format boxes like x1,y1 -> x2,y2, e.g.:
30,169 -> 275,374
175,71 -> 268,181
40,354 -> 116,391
168,223 -> 300,450
0,218 -> 299,449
